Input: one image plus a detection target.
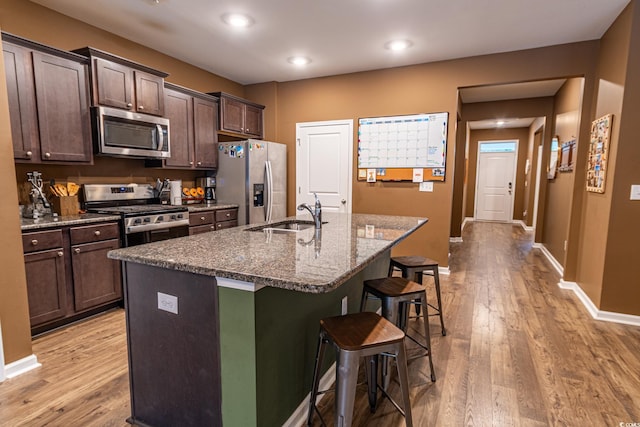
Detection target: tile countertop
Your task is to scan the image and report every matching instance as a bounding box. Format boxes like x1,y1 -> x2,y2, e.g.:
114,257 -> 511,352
21,213 -> 122,231
108,213 -> 428,293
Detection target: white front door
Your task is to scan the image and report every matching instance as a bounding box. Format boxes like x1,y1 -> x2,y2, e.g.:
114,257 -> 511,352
475,140 -> 518,221
296,120 -> 353,213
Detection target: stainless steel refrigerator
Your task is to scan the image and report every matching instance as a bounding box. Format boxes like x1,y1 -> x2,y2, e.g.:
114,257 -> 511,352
215,139 -> 287,225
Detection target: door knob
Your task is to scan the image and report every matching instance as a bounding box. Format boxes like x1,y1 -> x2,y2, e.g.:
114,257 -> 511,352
341,199 -> 346,204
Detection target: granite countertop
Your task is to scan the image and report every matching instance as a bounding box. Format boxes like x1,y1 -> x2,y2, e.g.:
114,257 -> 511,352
21,213 -> 122,231
109,213 -> 427,293
187,203 -> 238,213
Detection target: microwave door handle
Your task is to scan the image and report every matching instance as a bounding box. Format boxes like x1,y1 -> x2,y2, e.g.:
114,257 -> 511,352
156,124 -> 164,151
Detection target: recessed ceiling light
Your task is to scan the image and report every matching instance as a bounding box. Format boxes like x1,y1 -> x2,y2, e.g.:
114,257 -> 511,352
385,40 -> 413,51
288,56 -> 311,66
221,13 -> 254,28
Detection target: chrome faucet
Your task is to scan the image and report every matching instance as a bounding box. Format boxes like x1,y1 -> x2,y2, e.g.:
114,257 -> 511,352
297,193 -> 322,229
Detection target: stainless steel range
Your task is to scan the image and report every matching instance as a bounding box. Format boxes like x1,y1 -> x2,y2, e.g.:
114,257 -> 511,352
84,184 -> 189,247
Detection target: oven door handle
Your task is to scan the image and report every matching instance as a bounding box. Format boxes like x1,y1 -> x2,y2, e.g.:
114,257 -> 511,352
125,220 -> 189,234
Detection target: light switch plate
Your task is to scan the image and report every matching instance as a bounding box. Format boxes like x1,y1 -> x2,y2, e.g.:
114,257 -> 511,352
158,292 -> 178,314
419,181 -> 434,192
630,185 -> 640,200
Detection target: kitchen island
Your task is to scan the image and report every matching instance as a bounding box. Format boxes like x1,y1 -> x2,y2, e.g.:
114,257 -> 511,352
109,212 -> 427,427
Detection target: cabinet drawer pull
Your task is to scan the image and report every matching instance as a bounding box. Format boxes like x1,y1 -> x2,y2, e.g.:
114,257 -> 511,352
127,103 -> 133,109
31,239 -> 38,246
226,213 -> 231,217
94,230 -> 101,236
26,150 -> 33,157
74,248 -> 81,254
57,251 -> 64,257
210,225 -> 215,230
138,105 -> 144,110
200,216 -> 206,221
44,152 -> 51,158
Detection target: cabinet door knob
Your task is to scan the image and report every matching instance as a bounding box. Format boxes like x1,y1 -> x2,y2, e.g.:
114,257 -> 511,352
138,105 -> 144,110
126,103 -> 133,109
57,251 -> 64,257
94,230 -> 101,236
197,162 -> 202,166
74,248 -> 81,254
189,161 -> 194,165
44,152 -> 51,158
31,239 -> 38,246
210,225 -> 215,230
26,151 -> 33,157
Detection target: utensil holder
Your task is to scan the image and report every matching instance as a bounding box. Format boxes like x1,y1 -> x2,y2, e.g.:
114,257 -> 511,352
51,195 -> 79,216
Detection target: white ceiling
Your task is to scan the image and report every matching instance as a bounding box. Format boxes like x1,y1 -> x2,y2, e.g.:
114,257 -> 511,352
30,0 -> 630,85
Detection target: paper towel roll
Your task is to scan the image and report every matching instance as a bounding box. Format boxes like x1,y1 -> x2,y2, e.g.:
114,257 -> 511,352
170,180 -> 182,206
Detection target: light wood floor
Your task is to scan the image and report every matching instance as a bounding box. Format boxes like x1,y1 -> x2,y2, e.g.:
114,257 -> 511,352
2,221 -> 640,426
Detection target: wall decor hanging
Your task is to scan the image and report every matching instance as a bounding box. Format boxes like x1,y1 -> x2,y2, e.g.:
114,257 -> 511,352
586,114 -> 613,193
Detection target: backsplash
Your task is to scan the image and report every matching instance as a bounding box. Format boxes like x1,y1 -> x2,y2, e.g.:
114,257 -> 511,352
15,156 -> 206,206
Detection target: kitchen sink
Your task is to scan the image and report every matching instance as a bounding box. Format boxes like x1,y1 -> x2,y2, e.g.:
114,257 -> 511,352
245,220 -> 317,233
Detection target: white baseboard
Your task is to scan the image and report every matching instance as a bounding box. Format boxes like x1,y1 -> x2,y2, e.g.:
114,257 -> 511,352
558,280 -> 640,327
461,217 -> 473,231
515,220 -> 534,232
5,354 -> 40,379
449,236 -> 463,243
534,243 -> 564,276
439,266 -> 451,275
283,362 -> 337,427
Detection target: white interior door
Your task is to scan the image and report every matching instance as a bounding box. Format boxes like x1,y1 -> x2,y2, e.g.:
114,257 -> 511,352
296,120 -> 353,213
475,140 -> 518,221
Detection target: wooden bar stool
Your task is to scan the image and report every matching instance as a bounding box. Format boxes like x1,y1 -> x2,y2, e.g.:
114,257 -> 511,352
360,277 -> 436,383
307,312 -> 413,427
389,256 -> 446,336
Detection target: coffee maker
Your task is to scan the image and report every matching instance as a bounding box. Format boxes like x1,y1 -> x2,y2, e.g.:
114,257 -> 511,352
196,176 -> 216,206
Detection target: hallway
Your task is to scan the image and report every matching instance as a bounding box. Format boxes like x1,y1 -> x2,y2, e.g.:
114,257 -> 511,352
1,222 -> 639,426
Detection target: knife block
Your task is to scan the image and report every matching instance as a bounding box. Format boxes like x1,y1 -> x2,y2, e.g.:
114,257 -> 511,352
51,195 -> 79,216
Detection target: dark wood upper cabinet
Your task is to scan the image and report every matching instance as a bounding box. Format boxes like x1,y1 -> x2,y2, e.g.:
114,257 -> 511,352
73,47 -> 167,117
2,41 -> 39,161
32,51 -> 92,162
209,92 -> 264,139
135,69 -> 164,116
193,96 -> 218,168
164,87 -> 194,168
161,83 -> 217,170
94,57 -> 133,110
2,33 -> 92,164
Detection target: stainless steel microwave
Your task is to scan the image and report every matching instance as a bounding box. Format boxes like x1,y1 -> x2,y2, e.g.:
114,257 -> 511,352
94,106 -> 170,159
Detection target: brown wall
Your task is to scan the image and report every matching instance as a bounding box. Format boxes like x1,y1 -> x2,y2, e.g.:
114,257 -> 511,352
575,3 -> 632,308
542,78 -> 584,265
0,24 -> 33,364
254,43 -> 598,267
523,122 -> 545,228
464,127 -> 530,221
600,1 -> 640,314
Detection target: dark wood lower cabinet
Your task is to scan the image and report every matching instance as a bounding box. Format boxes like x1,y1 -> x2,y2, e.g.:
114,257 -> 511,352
24,248 -> 67,325
72,239 -> 122,311
22,222 -> 123,334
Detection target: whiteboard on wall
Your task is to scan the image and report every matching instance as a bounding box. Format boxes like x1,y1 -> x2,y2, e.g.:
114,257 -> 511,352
357,112 -> 448,169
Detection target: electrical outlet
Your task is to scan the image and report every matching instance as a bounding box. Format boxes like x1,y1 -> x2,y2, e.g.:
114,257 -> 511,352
341,296 -> 348,315
158,292 -> 178,314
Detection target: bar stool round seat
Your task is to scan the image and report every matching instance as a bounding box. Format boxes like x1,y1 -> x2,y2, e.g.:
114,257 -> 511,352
361,277 -> 436,383
389,256 -> 446,336
307,311 -> 413,427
